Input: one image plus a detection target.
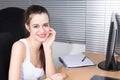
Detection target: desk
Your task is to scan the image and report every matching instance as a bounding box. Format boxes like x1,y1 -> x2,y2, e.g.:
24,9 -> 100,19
57,52 -> 120,80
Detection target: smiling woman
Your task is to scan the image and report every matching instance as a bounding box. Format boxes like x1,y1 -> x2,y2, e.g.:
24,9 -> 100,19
8,5 -> 66,80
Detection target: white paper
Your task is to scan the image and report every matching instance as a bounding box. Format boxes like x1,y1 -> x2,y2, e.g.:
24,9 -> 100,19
59,53 -> 96,68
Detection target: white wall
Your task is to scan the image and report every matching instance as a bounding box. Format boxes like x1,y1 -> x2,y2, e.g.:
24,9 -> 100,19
52,42 -> 85,69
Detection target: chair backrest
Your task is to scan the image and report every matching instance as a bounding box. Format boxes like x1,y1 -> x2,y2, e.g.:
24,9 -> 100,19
0,7 -> 26,80
0,7 -> 26,41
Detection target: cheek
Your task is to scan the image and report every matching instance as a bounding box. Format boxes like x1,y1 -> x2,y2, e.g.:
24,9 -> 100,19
45,28 -> 50,37
30,28 -> 38,36
45,27 -> 50,33
31,29 -> 37,34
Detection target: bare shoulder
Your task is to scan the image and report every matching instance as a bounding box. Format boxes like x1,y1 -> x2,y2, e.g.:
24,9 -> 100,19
9,40 -> 27,74
12,41 -> 26,53
12,40 -> 25,48
11,40 -> 26,61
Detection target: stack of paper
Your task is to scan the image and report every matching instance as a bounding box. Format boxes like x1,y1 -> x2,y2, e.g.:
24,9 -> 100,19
59,53 -> 96,68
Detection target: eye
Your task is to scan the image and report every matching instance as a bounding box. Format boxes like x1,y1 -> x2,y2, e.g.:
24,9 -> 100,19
33,25 -> 39,28
43,23 -> 49,27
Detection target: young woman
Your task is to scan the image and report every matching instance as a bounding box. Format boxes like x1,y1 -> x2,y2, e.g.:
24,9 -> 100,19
9,5 -> 66,80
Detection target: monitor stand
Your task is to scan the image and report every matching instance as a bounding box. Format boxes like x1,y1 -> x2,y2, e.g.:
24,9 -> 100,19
98,56 -> 120,71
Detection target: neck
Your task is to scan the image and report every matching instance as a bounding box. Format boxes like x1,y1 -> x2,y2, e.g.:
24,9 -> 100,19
26,37 -> 42,51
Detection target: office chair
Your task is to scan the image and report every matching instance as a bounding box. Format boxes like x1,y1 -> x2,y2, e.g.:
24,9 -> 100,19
0,7 -> 26,80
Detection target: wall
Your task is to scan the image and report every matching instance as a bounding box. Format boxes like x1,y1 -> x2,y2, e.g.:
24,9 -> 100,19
0,0 -> 30,9
52,42 -> 85,68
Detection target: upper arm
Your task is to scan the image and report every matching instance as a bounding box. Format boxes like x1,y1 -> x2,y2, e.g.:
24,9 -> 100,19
9,41 -> 26,80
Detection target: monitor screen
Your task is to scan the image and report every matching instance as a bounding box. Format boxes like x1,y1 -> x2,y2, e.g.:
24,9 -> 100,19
98,13 -> 120,71
115,14 -> 120,55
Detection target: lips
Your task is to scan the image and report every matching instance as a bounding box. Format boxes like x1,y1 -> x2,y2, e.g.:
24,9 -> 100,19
38,34 -> 46,38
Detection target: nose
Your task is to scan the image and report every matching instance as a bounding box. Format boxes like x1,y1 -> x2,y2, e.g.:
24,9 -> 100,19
39,27 -> 45,33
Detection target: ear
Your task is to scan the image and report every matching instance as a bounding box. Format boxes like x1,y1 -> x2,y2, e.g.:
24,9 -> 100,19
25,23 -> 30,32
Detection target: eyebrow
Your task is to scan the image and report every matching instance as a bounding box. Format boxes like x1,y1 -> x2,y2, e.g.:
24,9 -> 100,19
44,23 -> 49,25
31,22 -> 49,26
32,24 -> 39,26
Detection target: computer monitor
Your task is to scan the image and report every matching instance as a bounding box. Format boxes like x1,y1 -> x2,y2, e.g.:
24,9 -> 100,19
98,13 -> 120,71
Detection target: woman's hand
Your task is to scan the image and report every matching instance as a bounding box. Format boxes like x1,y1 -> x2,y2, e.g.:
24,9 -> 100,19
43,28 -> 56,48
45,73 -> 67,80
50,73 -> 67,80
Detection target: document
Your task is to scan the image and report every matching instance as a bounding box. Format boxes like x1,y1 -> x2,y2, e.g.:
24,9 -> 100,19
59,53 -> 96,68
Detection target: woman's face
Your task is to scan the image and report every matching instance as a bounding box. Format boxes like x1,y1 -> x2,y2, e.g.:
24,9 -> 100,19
26,13 -> 50,42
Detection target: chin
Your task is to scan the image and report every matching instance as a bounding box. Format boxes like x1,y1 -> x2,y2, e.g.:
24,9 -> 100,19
36,36 -> 48,42
38,38 -> 47,42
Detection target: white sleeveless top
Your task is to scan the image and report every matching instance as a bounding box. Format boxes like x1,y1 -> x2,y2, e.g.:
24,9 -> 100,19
19,39 -> 44,80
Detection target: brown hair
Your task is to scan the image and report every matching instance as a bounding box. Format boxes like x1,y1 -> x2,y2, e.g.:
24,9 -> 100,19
24,5 -> 50,36
24,5 -> 50,72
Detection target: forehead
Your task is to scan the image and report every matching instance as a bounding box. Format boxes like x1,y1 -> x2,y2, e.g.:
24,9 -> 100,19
30,13 -> 49,24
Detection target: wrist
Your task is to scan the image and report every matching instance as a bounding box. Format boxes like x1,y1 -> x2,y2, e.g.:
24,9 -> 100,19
44,47 -> 52,55
43,42 -> 52,48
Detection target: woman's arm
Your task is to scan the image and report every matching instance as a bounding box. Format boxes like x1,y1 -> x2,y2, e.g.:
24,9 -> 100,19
43,28 -> 56,77
44,47 -> 56,77
43,28 -> 67,80
44,73 -> 67,80
9,41 -> 25,80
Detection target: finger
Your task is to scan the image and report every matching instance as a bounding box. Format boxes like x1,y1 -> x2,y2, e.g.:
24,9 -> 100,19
49,28 -> 56,34
49,29 -> 56,38
56,73 -> 67,79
